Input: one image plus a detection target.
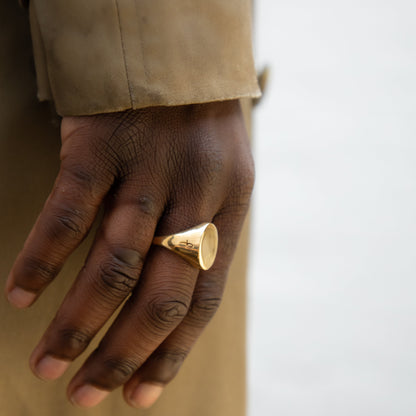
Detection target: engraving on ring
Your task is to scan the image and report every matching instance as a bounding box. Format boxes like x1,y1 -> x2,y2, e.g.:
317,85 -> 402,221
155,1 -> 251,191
179,240 -> 194,249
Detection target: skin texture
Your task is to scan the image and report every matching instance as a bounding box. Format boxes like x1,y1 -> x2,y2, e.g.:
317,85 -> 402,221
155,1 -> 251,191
5,100 -> 254,408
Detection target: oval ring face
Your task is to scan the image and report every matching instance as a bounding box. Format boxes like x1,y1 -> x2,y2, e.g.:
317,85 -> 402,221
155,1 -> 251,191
199,223 -> 218,270
153,222 -> 218,270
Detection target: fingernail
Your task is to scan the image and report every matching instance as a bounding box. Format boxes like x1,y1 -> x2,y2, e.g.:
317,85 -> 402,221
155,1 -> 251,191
35,356 -> 70,381
128,382 -> 164,408
7,287 -> 36,308
71,385 -> 109,408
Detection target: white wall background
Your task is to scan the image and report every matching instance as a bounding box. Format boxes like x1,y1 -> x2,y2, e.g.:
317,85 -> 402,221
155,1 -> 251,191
249,1 -> 416,415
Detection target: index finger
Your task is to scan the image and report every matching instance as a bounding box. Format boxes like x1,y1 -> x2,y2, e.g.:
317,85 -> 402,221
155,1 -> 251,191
5,159 -> 112,308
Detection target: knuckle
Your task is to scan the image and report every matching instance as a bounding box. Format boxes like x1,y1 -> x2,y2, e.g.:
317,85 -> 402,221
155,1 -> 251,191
60,155 -> 113,196
103,357 -> 137,384
188,295 -> 222,326
143,349 -> 188,384
60,162 -> 97,195
137,195 -> 158,217
52,208 -> 89,239
98,251 -> 141,298
89,356 -> 137,390
145,294 -> 190,332
67,164 -> 95,189
49,327 -> 92,360
17,255 -> 60,290
154,348 -> 188,364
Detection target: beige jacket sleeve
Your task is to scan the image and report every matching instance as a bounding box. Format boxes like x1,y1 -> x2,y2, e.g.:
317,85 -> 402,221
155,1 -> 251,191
29,0 -> 261,116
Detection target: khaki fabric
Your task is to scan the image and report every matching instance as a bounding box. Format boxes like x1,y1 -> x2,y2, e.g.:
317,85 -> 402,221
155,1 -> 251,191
0,2 -> 254,416
30,0 -> 260,116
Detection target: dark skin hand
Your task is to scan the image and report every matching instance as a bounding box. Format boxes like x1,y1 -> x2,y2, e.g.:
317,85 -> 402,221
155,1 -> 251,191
5,100 -> 254,408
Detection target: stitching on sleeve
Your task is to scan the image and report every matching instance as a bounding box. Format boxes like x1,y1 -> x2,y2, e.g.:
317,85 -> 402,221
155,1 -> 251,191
29,1 -> 54,102
114,0 -> 134,107
134,0 -> 149,84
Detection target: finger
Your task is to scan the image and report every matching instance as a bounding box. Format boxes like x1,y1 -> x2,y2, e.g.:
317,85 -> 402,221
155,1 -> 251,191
6,157 -> 113,308
122,206 -> 248,409
66,215 -> 205,408
29,186 -> 163,381
122,268 -> 225,409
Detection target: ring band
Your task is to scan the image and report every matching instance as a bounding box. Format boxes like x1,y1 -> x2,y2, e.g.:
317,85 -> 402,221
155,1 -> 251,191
152,222 -> 218,270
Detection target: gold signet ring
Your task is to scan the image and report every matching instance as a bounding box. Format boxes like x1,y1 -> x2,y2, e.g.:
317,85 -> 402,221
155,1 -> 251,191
152,223 -> 218,270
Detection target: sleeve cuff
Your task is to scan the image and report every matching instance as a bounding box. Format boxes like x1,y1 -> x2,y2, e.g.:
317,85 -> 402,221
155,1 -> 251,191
30,0 -> 261,116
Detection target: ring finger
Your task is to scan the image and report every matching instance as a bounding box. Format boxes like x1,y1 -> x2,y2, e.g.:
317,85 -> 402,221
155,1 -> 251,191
66,211 -> 212,408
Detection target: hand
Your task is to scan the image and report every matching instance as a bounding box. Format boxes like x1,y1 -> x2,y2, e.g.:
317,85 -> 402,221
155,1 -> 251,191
5,100 -> 254,408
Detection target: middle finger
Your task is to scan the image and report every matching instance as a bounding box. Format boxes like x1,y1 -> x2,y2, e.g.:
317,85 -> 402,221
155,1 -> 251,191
29,185 -> 162,381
